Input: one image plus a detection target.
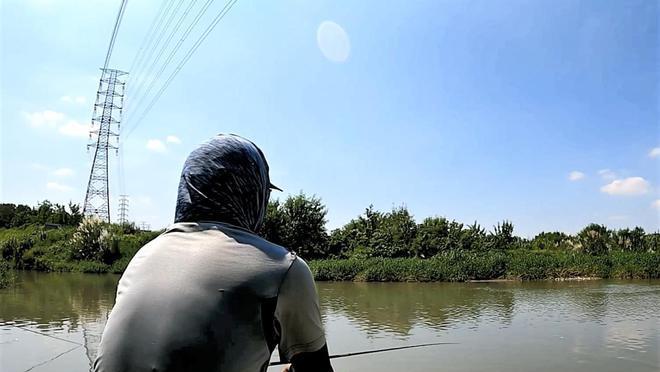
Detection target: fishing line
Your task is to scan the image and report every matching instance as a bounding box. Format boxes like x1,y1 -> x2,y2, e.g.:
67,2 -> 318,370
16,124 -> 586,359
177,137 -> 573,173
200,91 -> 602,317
268,342 -> 458,366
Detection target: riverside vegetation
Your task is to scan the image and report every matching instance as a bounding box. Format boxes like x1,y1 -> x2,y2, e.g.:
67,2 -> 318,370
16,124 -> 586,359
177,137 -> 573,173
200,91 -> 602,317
0,195 -> 658,287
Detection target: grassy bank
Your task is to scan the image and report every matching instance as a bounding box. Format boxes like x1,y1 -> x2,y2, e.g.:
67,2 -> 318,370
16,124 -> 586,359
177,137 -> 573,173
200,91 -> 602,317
0,224 -> 161,275
309,250 -> 660,282
2,224 -> 659,283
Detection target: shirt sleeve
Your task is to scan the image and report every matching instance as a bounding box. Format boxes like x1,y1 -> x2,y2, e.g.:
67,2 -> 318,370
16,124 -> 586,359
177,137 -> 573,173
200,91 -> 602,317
275,257 -> 327,361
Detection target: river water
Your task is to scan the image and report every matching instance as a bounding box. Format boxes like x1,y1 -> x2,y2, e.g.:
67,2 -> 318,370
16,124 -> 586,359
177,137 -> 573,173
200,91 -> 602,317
0,272 -> 658,372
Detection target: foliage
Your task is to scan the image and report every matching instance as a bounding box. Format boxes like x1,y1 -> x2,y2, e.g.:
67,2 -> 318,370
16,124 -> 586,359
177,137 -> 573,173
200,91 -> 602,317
577,224 -> 611,255
0,201 -> 82,228
412,217 -> 468,256
68,216 -> 117,263
0,222 -> 160,274
1,196 -> 657,281
261,193 -> 329,259
325,206 -> 418,258
487,220 -> 515,251
612,227 -> 646,252
0,260 -> 16,288
530,231 -> 572,251
310,250 -> 660,282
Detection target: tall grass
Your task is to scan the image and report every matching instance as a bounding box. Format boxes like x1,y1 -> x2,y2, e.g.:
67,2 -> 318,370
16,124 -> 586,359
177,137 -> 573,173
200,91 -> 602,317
0,260 -> 15,288
310,250 -> 660,282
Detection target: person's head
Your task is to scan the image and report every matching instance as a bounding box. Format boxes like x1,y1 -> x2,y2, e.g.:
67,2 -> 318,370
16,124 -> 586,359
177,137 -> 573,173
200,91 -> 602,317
174,134 -> 279,232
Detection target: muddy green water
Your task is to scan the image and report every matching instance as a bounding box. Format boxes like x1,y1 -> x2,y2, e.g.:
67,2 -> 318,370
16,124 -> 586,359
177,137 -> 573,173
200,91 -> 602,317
0,272 -> 658,372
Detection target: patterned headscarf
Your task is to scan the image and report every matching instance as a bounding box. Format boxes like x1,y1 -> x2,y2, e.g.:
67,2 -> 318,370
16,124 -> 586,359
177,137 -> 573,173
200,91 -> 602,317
174,134 -> 278,232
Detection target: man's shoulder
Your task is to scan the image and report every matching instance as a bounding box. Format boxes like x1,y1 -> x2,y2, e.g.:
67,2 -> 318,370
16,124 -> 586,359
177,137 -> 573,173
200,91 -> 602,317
161,222 -> 292,259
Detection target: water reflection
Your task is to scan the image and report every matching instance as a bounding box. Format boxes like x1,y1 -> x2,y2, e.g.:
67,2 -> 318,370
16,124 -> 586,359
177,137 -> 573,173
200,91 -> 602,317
1,271 -> 116,326
318,282 -> 516,336
1,273 -> 658,372
0,272 -> 117,371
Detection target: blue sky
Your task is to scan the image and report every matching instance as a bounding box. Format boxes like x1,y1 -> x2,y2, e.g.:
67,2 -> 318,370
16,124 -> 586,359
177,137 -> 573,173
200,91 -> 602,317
1,0 -> 658,236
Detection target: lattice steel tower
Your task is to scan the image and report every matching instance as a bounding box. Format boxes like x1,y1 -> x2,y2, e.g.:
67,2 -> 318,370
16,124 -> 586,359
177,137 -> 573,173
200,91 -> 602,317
118,194 -> 129,224
83,68 -> 128,222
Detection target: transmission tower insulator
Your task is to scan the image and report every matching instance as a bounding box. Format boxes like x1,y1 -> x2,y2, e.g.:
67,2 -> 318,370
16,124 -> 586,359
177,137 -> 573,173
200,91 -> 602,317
83,68 -> 128,223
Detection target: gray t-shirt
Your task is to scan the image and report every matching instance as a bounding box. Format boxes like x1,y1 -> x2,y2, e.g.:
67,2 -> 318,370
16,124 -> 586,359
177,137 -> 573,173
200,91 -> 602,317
94,222 -> 326,372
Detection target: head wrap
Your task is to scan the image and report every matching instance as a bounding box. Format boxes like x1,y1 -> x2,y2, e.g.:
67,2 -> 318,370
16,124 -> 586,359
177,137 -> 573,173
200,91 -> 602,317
174,134 -> 278,232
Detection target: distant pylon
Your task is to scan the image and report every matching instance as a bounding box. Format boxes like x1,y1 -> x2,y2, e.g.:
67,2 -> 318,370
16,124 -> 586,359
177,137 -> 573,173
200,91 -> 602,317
118,195 -> 129,225
83,68 -> 128,223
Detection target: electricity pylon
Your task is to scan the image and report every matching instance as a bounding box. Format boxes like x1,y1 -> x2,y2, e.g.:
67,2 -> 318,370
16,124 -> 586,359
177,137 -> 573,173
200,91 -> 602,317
118,194 -> 129,225
83,68 -> 128,222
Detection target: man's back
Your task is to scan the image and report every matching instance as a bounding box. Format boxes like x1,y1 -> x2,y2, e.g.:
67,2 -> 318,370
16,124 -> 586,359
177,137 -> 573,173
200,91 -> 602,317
95,134 -> 332,372
94,222 -> 325,372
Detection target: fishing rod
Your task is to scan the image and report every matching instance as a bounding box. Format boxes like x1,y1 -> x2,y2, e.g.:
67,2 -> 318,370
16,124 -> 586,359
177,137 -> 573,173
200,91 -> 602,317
269,342 -> 458,366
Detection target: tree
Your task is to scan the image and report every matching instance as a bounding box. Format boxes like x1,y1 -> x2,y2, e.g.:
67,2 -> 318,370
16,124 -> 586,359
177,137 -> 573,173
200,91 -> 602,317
461,221 -> 486,251
530,231 -> 571,251
613,227 -> 645,252
413,217 -> 450,257
324,205 -> 381,258
261,200 -> 287,247
68,202 -> 83,226
0,204 -> 16,228
577,224 -> 611,255
260,193 -> 329,259
372,206 -> 417,258
11,204 -> 32,227
488,220 -> 515,250
644,233 -> 659,253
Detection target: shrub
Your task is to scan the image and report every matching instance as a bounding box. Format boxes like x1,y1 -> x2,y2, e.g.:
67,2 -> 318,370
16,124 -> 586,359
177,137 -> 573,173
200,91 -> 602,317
68,217 -> 116,263
577,224 -> 611,255
0,260 -> 15,288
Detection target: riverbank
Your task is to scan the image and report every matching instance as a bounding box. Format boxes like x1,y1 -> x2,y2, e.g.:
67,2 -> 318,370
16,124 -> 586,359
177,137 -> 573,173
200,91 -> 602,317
0,225 -> 161,275
1,225 -> 658,283
309,250 -> 660,282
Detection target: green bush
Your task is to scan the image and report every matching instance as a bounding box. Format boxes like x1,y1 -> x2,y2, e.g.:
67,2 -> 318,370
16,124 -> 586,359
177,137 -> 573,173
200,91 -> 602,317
68,217 -> 117,263
0,260 -> 15,288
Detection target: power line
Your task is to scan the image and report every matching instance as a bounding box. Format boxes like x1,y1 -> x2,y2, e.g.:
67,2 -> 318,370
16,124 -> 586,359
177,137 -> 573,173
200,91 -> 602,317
122,0 -> 171,108
122,0 -> 216,134
83,0 -> 130,222
126,0 -> 186,110
123,0 -> 178,115
124,0 -> 238,139
126,0 -> 170,75
103,0 -> 129,70
122,0 -> 200,124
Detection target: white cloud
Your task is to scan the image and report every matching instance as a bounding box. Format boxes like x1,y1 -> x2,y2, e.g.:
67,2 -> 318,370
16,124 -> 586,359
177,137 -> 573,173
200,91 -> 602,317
46,181 -> 73,192
60,95 -> 87,104
649,147 -> 660,158
600,177 -> 650,196
166,135 -> 181,144
598,169 -> 616,180
52,168 -> 74,177
652,200 -> 660,210
23,110 -> 91,139
146,139 -> 166,153
58,120 -> 90,137
23,110 -> 65,128
317,21 -> 351,63
568,171 -> 585,181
